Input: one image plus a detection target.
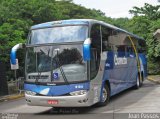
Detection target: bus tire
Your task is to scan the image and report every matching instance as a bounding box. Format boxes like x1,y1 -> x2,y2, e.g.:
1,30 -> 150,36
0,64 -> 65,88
134,74 -> 140,89
97,84 -> 110,106
140,72 -> 144,87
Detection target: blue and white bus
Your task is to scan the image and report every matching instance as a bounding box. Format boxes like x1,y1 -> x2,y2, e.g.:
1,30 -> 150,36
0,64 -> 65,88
11,19 -> 147,107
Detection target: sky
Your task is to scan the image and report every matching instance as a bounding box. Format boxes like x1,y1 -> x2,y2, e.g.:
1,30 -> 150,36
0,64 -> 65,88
73,0 -> 159,18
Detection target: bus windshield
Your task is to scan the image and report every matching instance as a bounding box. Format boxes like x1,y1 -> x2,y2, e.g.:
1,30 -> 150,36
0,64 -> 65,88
25,44 -> 87,83
29,25 -> 88,44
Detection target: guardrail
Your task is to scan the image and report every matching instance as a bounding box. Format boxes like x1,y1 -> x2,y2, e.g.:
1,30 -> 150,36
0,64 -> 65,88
17,77 -> 24,94
8,77 -> 24,94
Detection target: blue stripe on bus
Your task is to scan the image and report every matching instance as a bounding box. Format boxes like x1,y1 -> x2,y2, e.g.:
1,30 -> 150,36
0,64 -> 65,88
24,82 -> 90,96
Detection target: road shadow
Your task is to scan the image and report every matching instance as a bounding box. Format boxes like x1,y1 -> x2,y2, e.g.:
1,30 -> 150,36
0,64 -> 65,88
36,106 -> 99,115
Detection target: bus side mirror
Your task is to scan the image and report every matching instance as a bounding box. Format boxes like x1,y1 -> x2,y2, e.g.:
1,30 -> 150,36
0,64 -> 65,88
83,38 -> 91,61
10,43 -> 26,65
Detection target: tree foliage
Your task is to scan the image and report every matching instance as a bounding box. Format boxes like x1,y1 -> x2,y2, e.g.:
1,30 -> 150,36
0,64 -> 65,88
129,3 -> 160,74
0,0 -> 113,79
0,1 -> 159,78
129,3 -> 160,20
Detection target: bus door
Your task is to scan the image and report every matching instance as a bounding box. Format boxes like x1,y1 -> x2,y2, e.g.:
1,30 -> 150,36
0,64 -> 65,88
89,24 -> 103,104
90,48 -> 104,104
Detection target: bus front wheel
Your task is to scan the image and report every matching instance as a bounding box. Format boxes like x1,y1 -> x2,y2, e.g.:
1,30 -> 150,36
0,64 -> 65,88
97,84 -> 110,106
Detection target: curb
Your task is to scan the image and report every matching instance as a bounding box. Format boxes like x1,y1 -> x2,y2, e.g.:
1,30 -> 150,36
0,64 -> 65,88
147,76 -> 160,84
0,93 -> 24,102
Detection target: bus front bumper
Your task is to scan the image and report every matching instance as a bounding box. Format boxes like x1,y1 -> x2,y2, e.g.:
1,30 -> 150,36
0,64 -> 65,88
25,93 -> 91,107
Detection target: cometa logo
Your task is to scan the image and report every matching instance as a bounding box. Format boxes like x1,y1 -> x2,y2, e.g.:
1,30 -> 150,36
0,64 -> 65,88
114,54 -> 127,65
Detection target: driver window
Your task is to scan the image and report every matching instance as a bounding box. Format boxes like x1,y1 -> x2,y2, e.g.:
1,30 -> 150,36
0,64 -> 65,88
90,24 -> 101,80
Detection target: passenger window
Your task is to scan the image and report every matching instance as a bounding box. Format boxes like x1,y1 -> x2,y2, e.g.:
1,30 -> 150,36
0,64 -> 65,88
101,26 -> 112,51
126,46 -> 135,57
108,31 -> 127,57
116,45 -> 126,57
138,39 -> 146,54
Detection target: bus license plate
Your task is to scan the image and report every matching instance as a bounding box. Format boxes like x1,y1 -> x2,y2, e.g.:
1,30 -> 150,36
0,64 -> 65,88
48,100 -> 58,105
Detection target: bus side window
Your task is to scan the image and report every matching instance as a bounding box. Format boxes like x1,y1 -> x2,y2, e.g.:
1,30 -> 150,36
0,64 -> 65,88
126,46 -> 134,57
138,39 -> 146,54
116,45 -> 126,57
101,25 -> 112,51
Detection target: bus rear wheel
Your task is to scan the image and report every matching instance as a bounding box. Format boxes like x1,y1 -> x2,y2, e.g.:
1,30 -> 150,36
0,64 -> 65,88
134,75 -> 140,89
140,72 -> 144,87
97,84 -> 110,106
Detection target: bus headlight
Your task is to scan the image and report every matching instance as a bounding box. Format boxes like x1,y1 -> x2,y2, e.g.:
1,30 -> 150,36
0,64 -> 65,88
25,91 -> 36,96
70,90 -> 88,96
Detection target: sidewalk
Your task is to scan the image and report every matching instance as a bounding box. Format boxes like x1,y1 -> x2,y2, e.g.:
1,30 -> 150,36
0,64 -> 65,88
0,93 -> 24,102
147,75 -> 160,84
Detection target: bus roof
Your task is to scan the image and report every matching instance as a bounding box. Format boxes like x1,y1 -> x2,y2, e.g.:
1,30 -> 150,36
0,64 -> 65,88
31,19 -> 144,41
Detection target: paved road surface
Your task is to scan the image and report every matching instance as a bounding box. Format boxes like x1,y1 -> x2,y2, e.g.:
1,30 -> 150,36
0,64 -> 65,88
0,80 -> 160,119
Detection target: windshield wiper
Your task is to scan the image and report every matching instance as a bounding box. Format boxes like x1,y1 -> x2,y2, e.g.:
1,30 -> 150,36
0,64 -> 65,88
35,49 -> 51,84
35,69 -> 42,84
53,49 -> 69,84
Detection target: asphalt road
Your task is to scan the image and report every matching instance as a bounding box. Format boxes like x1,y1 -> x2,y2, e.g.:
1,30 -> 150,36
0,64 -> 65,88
0,80 -> 160,119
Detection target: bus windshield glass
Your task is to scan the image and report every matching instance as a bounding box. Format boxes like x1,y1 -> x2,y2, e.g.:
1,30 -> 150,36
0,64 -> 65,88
25,44 -> 87,83
29,25 -> 88,44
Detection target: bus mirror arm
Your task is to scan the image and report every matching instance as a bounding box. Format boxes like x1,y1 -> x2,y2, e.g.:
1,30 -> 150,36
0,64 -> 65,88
83,38 -> 91,61
10,43 -> 26,65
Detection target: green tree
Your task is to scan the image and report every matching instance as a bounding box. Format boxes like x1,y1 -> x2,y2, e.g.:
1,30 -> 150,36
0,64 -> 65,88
112,18 -> 130,30
129,3 -> 160,20
0,0 -> 113,78
129,3 -> 160,74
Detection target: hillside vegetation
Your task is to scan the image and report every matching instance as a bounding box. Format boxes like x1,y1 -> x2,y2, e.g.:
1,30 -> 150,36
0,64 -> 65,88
0,0 -> 160,79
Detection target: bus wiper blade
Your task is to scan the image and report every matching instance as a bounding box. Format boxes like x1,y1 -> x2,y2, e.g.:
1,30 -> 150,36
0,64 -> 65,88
59,66 -> 69,84
35,71 -> 41,84
54,49 -> 69,85
56,59 -> 69,84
